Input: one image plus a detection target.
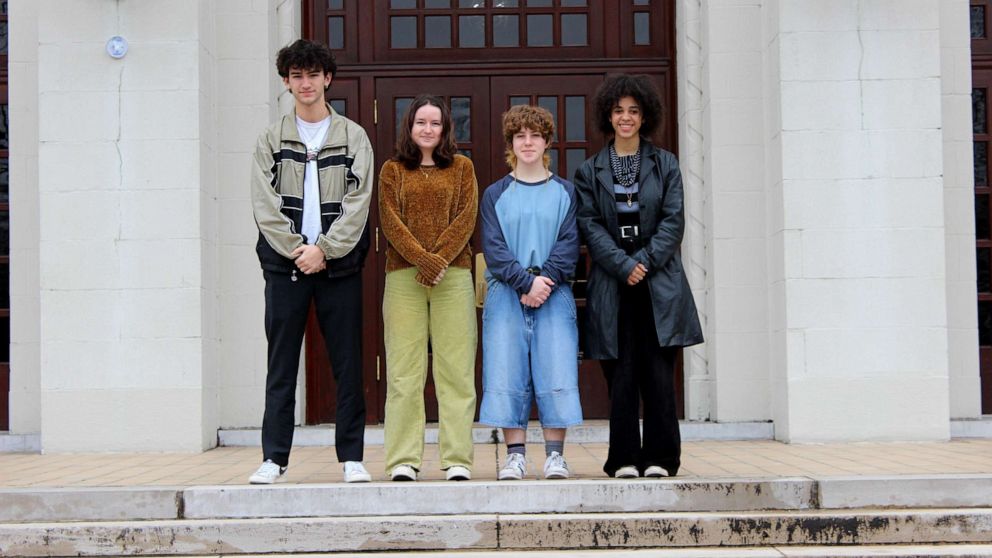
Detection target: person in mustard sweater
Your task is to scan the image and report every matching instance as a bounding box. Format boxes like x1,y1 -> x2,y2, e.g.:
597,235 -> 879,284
378,94 -> 479,482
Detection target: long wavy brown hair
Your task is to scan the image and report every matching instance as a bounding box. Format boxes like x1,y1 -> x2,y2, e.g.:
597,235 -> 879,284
392,94 -> 458,170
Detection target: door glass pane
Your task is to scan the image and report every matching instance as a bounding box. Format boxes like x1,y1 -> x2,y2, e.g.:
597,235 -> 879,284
425,16 -> 452,48
327,0 -> 344,9
391,0 -> 417,8
561,14 -> 587,46
510,96 -> 530,106
975,89 -> 987,134
561,0 -> 587,5
566,148 -> 586,182
980,301 -> 992,346
538,96 -> 558,137
327,17 -> 344,49
976,141 -> 988,187
459,149 -> 473,159
634,12 -> 651,45
634,0 -> 650,4
565,96 -> 585,141
0,158 -> 7,203
527,0 -> 552,5
973,6 -> 987,39
0,104 -> 7,149
0,210 -> 7,256
391,16 -> 417,48
548,150 -> 559,175
0,22 -> 6,55
0,264 -> 8,308
494,0 -> 518,5
460,15 -> 485,47
396,98 -> 414,135
329,99 -> 346,117
459,0 -> 485,6
493,15 -> 519,47
976,194 -> 990,240
426,0 -> 451,7
451,97 -> 472,142
527,14 -> 553,46
979,248 -> 991,294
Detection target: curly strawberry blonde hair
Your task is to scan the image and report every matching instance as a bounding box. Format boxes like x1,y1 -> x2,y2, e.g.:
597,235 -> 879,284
501,105 -> 555,170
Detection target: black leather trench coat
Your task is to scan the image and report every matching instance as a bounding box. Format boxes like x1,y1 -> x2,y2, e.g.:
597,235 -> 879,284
574,141 -> 704,359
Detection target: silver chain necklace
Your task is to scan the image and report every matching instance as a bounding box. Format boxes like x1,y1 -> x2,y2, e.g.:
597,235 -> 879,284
609,144 -> 640,207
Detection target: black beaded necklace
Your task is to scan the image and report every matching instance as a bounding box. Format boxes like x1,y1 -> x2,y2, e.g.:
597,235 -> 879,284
609,144 -> 641,207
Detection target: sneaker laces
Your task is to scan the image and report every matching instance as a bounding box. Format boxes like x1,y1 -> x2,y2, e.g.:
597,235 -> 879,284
506,453 -> 526,472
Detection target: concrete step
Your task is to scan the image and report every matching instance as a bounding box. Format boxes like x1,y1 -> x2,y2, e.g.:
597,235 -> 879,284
217,420 -> 775,446
3,475 -> 992,523
2,508 -> 992,555
155,546 -> 992,557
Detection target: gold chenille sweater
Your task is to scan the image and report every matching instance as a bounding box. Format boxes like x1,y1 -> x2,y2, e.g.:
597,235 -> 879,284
378,154 -> 479,285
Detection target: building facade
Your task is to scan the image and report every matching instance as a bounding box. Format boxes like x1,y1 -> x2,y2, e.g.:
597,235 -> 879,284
3,0 -> 983,452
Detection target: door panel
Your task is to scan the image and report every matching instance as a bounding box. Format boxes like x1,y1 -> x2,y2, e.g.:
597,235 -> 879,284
973,65 -> 992,414
302,78 -> 384,425
373,76 -> 491,421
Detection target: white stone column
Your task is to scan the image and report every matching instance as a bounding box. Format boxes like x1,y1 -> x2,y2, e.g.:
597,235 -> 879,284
766,0 -> 950,441
696,0 -> 772,422
8,0 -> 41,437
216,0 -> 287,429
36,0 -> 219,451
940,0 -> 982,419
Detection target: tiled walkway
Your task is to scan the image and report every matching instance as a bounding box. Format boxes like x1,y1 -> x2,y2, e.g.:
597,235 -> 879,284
2,439 -> 990,487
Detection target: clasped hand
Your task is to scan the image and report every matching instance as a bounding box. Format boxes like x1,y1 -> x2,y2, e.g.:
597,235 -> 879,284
520,275 -> 555,308
292,245 -> 327,274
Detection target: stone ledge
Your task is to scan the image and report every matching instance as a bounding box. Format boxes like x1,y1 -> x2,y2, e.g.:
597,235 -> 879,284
815,475 -> 992,509
217,421 -> 775,447
0,487 -> 181,523
181,478 -> 814,519
2,509 -> 991,556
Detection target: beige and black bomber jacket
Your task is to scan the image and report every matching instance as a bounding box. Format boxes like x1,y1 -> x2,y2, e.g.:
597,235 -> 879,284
250,105 -> 374,277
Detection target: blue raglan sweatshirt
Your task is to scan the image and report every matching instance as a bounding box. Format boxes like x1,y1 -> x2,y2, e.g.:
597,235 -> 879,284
480,174 -> 580,295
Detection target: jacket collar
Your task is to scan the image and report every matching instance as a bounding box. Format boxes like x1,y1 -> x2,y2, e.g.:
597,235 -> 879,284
593,138 -> 658,193
280,103 -> 349,149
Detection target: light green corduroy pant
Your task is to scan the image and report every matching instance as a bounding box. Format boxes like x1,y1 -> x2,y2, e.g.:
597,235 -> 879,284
383,267 -> 478,474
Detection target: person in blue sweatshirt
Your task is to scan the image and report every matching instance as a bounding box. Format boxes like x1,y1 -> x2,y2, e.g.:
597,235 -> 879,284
479,104 -> 582,480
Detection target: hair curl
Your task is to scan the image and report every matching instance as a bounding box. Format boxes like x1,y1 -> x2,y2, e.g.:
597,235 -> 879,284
276,39 -> 337,79
592,74 -> 663,139
393,95 -> 458,170
501,105 -> 555,170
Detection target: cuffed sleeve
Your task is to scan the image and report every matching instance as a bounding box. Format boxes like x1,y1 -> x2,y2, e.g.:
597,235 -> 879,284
250,131 -> 304,259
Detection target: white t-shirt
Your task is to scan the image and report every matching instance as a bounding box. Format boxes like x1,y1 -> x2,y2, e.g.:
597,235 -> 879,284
296,115 -> 331,245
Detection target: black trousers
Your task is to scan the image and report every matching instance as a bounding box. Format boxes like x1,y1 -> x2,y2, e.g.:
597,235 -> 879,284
600,281 -> 681,477
262,270 -> 365,466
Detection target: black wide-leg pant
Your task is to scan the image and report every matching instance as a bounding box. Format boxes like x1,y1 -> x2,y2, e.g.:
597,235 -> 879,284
600,281 -> 681,477
262,270 -> 365,466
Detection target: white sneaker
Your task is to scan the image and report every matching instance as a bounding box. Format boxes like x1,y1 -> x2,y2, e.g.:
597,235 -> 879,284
445,465 -> 471,481
391,464 -> 418,481
498,453 -> 527,480
343,461 -> 371,483
644,465 -> 669,478
614,465 -> 639,479
249,459 -> 286,484
543,451 -> 570,479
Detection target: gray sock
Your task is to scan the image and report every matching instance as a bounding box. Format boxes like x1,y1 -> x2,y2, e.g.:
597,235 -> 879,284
545,440 -> 564,456
507,443 -> 526,456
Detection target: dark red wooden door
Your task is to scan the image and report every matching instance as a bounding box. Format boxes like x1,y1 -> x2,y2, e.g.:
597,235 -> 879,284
302,0 -> 683,424
372,76 -> 491,421
973,0 -> 992,413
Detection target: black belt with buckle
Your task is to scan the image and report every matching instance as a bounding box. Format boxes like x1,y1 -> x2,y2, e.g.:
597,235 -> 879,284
525,266 -> 542,275
619,225 -> 640,239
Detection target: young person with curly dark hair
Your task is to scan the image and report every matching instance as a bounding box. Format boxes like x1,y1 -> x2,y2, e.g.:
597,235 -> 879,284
249,39 -> 374,484
479,105 -> 582,480
574,74 -> 703,479
378,95 -> 479,482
